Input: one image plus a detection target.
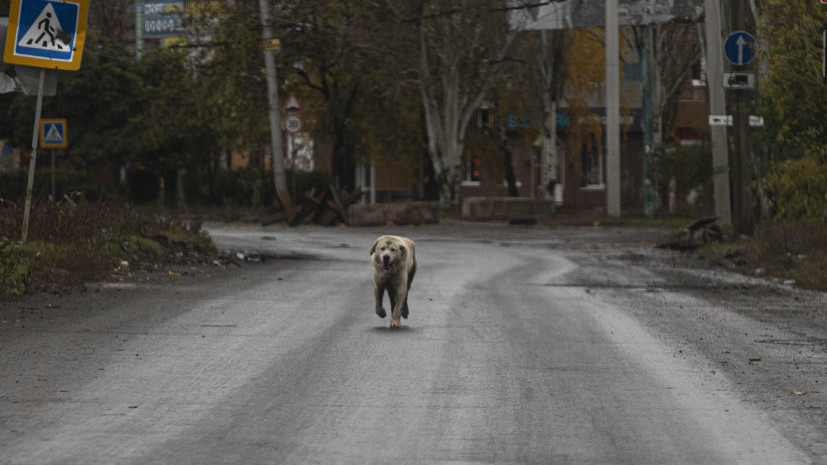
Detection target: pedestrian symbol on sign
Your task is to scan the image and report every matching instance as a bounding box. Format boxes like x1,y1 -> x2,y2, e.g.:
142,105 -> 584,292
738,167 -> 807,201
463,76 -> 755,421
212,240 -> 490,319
44,124 -> 62,143
18,4 -> 71,53
40,119 -> 67,148
4,0 -> 90,71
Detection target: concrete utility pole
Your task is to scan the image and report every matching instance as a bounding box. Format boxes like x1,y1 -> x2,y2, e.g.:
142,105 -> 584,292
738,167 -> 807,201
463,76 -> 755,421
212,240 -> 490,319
258,0 -> 295,221
606,0 -> 622,218
703,0 -> 732,226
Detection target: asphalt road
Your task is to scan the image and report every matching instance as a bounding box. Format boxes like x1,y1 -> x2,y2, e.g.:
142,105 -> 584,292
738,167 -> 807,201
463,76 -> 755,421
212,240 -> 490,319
1,223 -> 826,464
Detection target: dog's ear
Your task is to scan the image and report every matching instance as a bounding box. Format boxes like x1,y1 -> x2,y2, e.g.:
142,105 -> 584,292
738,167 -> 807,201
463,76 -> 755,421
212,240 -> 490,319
370,239 -> 378,256
399,245 -> 407,258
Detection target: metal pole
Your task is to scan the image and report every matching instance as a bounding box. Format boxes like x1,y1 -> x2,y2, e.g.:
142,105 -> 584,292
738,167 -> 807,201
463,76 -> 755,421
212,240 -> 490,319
51,149 -> 55,204
258,0 -> 295,221
606,0 -> 621,218
21,68 -> 46,244
703,0 -> 732,226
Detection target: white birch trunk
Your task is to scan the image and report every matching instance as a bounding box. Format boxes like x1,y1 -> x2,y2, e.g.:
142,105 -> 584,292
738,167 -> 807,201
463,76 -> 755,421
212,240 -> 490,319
412,2 -> 515,207
538,30 -> 567,202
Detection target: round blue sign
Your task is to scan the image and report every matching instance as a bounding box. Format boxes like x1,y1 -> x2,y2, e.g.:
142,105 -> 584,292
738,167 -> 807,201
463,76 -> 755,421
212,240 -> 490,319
724,31 -> 757,66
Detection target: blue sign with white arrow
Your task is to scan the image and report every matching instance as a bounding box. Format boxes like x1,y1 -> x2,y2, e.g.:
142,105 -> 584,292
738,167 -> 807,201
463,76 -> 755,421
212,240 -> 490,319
724,31 -> 757,66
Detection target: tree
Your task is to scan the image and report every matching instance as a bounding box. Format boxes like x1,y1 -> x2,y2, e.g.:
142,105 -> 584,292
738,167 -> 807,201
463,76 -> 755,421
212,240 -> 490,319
464,33 -> 546,198
194,1 -> 269,162
373,1 -> 518,206
628,23 -> 700,147
275,1 -> 381,191
754,0 -> 827,221
756,0 -> 827,161
563,28 -> 614,182
132,49 -> 192,161
535,28 -> 572,198
5,36 -> 142,173
88,0 -> 134,44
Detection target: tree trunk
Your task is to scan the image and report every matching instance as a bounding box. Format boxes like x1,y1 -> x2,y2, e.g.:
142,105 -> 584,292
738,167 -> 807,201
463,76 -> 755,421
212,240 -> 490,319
537,30 -> 570,200
494,126 -> 519,197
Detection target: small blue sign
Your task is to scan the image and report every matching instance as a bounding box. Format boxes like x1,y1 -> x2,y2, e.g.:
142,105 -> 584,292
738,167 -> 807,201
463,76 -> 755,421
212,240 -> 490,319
724,31 -> 757,66
40,118 -> 67,148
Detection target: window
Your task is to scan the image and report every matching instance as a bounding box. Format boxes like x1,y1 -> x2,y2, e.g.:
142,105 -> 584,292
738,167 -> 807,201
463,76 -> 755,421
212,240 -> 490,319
691,57 -> 707,87
464,155 -> 481,184
477,103 -> 494,128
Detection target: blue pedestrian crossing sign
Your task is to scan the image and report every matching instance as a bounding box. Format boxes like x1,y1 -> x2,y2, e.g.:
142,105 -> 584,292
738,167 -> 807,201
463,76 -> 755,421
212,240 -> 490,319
40,118 -> 67,148
3,0 -> 89,71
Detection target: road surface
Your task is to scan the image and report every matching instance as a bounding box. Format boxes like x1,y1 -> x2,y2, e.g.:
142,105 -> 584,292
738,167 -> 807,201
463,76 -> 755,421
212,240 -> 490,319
1,223 -> 825,464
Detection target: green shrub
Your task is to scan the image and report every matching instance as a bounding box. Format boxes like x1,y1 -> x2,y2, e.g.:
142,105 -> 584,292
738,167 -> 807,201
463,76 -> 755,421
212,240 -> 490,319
182,167 -> 335,207
0,168 -> 127,203
764,157 -> 827,221
184,167 -> 273,207
0,170 -> 27,200
127,169 -> 160,204
289,169 -> 334,195
653,140 -> 715,215
216,167 -> 274,206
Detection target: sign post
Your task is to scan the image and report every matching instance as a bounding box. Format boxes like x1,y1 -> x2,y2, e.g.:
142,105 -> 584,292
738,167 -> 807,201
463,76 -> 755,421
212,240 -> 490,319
726,6 -> 756,233
41,118 -> 67,203
4,0 -> 88,243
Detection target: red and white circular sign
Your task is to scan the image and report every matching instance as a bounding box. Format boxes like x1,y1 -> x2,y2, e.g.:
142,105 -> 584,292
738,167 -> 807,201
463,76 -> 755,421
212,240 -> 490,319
284,114 -> 302,134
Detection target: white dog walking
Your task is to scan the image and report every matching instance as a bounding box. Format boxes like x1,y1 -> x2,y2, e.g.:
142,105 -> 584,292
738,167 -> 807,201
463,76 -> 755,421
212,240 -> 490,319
370,235 -> 417,328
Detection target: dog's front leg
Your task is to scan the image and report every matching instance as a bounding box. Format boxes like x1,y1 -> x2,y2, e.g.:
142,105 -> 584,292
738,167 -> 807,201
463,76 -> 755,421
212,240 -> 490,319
390,285 -> 407,328
374,283 -> 387,318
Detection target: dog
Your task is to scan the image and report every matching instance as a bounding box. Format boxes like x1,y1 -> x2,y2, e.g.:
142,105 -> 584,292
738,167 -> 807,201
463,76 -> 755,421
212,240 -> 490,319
370,235 -> 417,328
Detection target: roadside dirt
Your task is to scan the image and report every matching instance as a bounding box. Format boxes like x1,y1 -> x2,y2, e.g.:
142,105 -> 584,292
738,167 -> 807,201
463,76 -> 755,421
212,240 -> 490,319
566,242 -> 827,459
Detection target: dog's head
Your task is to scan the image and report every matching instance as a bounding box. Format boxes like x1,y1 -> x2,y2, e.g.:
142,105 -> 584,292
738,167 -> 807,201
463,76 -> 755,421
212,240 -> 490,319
370,236 -> 408,271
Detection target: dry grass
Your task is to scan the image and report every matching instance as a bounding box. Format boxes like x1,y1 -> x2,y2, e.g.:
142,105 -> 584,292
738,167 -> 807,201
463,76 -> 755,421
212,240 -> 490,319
699,221 -> 827,292
0,200 -> 215,298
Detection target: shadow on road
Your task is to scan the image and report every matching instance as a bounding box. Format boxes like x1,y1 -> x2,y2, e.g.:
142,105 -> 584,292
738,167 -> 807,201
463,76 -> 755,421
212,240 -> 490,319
367,325 -> 422,335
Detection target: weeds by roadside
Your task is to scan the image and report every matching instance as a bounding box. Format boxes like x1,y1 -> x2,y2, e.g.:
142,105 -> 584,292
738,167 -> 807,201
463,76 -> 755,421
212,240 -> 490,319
558,212 -> 827,293
697,221 -> 827,292
0,197 -> 215,299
